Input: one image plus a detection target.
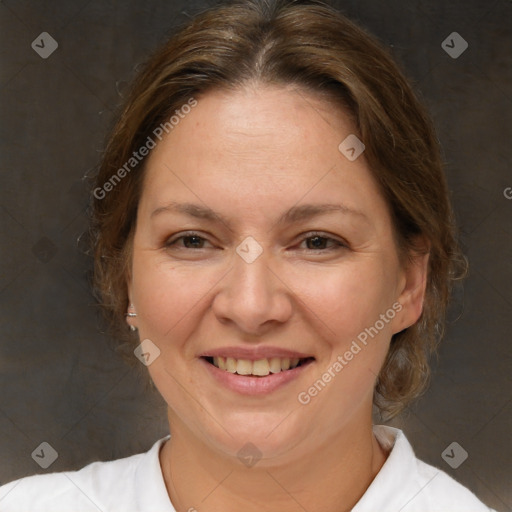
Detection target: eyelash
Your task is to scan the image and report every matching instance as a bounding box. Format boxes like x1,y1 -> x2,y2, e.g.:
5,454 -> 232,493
164,231 -> 348,252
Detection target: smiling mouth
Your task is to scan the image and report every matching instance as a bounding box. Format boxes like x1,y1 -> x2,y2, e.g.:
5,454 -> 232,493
202,356 -> 315,377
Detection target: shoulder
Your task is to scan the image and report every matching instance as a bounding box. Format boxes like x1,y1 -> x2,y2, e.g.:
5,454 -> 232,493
412,455 -> 494,510
353,425 -> 496,512
0,437 -> 171,512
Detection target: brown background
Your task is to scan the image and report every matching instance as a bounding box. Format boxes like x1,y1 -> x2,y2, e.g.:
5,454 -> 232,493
0,0 -> 510,510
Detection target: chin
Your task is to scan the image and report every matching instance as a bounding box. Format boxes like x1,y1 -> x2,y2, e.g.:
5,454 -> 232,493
196,410 -> 309,466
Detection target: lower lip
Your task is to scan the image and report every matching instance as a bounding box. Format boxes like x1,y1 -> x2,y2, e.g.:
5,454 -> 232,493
200,358 -> 314,395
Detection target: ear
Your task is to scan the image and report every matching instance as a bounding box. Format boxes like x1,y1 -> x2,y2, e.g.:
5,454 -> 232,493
126,274 -> 133,302
392,239 -> 430,335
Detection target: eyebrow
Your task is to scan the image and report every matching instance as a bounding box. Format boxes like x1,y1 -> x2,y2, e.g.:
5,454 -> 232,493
151,201 -> 370,228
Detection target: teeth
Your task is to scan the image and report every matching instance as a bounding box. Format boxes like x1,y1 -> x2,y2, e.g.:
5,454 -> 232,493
269,357 -> 282,373
226,357 -> 237,373
236,359 -> 253,375
252,359 -> 270,376
210,356 -> 305,375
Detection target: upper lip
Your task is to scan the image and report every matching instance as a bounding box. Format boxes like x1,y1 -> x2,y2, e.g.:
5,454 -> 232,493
199,346 -> 315,361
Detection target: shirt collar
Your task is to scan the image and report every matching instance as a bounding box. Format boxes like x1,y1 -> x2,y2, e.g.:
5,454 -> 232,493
136,426 -> 420,512
352,425 -> 420,511
135,435 -> 175,511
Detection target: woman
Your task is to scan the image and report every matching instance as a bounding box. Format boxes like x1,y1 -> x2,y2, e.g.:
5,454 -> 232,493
0,0 -> 497,510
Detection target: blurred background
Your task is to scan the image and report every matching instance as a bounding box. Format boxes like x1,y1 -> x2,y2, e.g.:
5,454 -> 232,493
0,0 -> 510,510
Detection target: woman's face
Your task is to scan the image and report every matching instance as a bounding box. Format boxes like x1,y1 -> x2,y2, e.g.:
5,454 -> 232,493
127,85 -> 425,463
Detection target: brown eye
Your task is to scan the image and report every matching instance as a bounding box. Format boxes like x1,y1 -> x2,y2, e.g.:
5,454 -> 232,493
165,232 -> 210,249
306,235 -> 330,250
300,233 -> 346,252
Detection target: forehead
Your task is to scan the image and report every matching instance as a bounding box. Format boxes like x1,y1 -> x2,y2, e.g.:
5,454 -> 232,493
146,85 -> 349,170
139,85 -> 389,228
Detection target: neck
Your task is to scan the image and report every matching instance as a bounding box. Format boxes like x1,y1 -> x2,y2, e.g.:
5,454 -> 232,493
159,411 -> 388,512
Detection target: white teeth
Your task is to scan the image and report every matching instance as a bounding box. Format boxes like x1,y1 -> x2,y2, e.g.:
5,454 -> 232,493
236,359 -> 253,375
225,357 -> 237,373
210,356 -> 305,375
252,359 -> 270,376
269,357 -> 282,373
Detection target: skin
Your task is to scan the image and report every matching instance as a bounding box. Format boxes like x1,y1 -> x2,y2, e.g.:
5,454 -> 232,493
126,83 -> 429,512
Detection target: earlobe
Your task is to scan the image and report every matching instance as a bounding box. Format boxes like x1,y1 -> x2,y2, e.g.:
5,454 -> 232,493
393,245 -> 430,334
125,303 -> 138,332
125,277 -> 137,331
125,273 -> 137,332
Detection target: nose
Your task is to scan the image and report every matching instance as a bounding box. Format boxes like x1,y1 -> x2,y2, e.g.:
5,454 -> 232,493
211,247 -> 293,336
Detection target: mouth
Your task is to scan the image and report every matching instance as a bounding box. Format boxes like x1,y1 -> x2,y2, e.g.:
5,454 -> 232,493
201,356 -> 315,377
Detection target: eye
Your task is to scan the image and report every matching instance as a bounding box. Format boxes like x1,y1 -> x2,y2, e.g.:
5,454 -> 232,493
165,232 -> 212,249
163,231 -> 347,253
298,233 -> 347,252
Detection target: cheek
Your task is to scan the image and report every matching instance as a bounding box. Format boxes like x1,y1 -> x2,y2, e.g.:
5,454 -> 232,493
297,265 -> 394,422
287,259 -> 397,343
130,251 -> 220,342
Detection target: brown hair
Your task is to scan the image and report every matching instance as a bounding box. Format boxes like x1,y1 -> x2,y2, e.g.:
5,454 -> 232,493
89,0 -> 467,418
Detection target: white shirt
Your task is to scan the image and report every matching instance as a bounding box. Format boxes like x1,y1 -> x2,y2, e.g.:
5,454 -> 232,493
0,425 -> 495,512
